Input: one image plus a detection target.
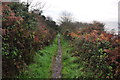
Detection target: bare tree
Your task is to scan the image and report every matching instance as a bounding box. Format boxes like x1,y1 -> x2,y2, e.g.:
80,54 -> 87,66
58,11 -> 74,24
58,11 -> 75,33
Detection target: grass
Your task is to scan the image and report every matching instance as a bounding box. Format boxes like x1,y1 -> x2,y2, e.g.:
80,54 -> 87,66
18,36 -> 58,78
61,36 -> 94,78
61,36 -> 80,78
18,34 -> 95,78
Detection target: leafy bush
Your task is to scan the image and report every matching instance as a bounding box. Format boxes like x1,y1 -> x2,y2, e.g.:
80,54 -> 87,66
2,2 -> 56,78
63,24 -> 120,79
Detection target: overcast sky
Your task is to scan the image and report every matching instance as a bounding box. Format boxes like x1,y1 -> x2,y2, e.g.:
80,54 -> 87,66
21,0 -> 119,33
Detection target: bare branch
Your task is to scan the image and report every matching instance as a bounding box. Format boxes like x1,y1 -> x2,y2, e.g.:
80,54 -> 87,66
58,11 -> 74,24
30,2 -> 46,14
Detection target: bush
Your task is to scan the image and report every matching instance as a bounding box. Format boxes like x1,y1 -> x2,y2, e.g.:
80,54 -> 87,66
2,2 -> 56,78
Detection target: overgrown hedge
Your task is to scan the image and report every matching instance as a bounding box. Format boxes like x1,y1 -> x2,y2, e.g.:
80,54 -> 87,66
2,2 -> 57,78
62,22 -> 120,79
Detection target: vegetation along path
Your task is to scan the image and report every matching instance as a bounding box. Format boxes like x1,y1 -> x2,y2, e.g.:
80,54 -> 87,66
19,34 -> 79,78
18,37 -> 58,78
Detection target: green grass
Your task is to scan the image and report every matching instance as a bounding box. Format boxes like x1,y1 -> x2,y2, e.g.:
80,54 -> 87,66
18,36 -> 58,78
61,36 -> 94,78
18,34 -> 95,78
61,36 -> 80,78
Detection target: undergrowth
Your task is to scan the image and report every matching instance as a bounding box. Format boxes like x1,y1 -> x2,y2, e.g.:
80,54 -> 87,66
61,36 -> 80,78
18,36 -> 58,78
61,36 -> 94,78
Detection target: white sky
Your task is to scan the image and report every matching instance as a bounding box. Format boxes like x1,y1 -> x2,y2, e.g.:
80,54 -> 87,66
21,0 -> 119,33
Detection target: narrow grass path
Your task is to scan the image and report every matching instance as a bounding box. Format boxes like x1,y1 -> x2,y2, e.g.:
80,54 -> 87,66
18,35 -> 88,78
19,37 -> 58,78
52,34 -> 79,78
52,34 -> 62,78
